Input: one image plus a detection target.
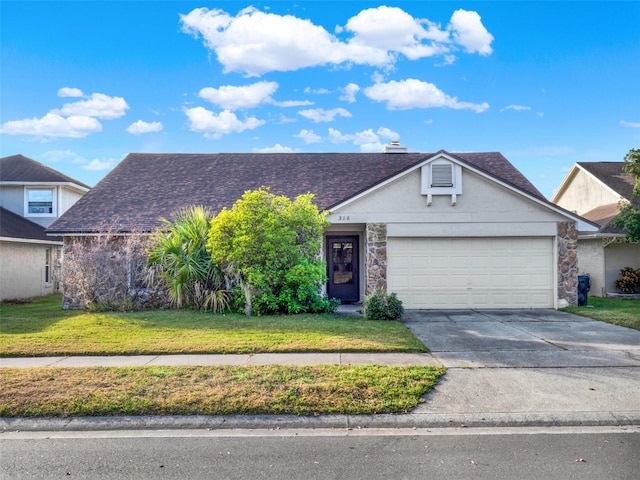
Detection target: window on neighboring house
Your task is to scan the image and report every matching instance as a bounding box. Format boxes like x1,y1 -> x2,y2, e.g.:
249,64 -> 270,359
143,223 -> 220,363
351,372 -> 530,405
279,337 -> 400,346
26,188 -> 56,216
45,248 -> 52,284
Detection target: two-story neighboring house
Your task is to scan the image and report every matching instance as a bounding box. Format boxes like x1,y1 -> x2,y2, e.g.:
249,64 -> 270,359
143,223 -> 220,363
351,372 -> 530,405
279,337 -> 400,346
0,154 -> 90,301
551,162 -> 640,297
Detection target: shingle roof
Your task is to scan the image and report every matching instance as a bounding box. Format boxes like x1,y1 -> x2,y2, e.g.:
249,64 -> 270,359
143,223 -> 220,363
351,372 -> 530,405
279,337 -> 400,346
578,162 -> 636,202
47,151 -> 546,234
0,154 -> 90,189
580,203 -> 625,233
0,207 -> 60,243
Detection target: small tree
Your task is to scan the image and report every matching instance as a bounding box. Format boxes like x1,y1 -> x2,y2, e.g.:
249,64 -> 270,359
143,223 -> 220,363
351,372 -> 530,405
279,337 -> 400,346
611,148 -> 640,241
147,206 -> 228,312
207,187 -> 334,315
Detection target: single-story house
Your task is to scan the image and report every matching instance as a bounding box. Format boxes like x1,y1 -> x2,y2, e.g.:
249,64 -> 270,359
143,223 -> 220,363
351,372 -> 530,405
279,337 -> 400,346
551,161 -> 640,296
47,148 -> 598,309
0,154 -> 90,301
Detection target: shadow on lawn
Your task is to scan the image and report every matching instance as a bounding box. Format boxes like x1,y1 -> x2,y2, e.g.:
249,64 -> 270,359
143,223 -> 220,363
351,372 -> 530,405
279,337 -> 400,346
0,295 -> 85,334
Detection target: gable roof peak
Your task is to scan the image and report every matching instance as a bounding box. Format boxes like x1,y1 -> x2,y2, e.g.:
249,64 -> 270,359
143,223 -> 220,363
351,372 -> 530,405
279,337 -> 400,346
0,154 -> 90,189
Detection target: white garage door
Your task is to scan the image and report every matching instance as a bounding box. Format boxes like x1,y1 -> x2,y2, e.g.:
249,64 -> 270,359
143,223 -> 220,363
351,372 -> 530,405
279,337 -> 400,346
387,237 -> 554,309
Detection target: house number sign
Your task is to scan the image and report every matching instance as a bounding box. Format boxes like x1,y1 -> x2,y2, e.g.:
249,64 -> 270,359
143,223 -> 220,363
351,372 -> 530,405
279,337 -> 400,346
337,215 -> 351,222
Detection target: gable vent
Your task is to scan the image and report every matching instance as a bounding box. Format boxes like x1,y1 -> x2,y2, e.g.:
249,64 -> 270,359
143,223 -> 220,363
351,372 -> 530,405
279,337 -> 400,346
431,164 -> 453,187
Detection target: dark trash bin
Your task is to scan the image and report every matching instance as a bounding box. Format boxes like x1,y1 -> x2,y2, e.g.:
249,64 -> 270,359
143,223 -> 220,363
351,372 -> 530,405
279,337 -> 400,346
578,275 -> 590,306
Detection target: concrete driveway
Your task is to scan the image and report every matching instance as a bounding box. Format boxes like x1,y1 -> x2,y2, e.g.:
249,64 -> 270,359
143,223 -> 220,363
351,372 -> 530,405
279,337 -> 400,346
403,309 -> 640,422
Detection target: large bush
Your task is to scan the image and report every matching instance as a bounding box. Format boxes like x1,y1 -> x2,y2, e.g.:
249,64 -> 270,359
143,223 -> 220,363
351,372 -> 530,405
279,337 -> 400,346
61,228 -> 155,311
207,188 -> 336,315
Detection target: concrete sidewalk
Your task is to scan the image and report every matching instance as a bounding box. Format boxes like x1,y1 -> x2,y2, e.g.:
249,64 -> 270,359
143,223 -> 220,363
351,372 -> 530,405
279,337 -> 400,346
0,352 -> 440,368
2,308 -> 639,431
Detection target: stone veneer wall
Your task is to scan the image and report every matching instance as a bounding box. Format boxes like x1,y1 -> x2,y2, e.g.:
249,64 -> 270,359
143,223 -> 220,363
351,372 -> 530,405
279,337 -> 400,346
365,223 -> 387,295
557,221 -> 579,307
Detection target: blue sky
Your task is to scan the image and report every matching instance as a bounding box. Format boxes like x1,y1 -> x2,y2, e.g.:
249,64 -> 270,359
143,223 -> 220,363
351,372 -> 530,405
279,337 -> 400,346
1,1 -> 639,198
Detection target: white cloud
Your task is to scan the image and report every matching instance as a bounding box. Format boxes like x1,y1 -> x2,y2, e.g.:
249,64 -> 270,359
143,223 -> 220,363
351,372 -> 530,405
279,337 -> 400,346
328,126 -> 398,152
298,108 -> 352,123
184,106 -> 265,139
82,157 -> 118,171
304,87 -> 331,95
199,81 -> 278,109
620,120 -> 640,128
364,78 -> 489,112
0,113 -> 102,139
58,87 -> 84,98
448,9 -> 494,55
271,99 -> 314,108
198,81 -> 312,109
376,126 -> 400,141
294,129 -> 322,144
278,113 -> 297,124
344,6 -> 449,60
501,105 -> 531,112
328,128 -> 352,143
126,120 -> 163,135
54,93 -> 129,119
41,150 -> 85,163
359,142 -> 385,153
340,83 -> 360,103
252,144 -> 297,153
181,7 -> 358,76
180,6 -> 493,76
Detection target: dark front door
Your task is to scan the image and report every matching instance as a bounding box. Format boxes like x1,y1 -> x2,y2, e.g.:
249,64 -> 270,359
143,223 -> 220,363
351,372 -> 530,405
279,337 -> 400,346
327,236 -> 359,303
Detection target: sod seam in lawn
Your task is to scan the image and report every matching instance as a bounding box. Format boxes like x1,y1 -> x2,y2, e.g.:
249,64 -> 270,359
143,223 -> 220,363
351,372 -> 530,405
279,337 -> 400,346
0,296 -> 428,357
0,365 -> 446,417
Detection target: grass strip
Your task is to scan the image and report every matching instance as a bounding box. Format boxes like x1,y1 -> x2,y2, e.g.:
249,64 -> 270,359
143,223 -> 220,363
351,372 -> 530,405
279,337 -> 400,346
0,296 -> 427,357
562,297 -> 640,331
0,365 -> 445,417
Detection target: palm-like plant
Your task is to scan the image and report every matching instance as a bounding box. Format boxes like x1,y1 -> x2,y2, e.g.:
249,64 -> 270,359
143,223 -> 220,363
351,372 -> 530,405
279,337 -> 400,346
147,206 -> 228,312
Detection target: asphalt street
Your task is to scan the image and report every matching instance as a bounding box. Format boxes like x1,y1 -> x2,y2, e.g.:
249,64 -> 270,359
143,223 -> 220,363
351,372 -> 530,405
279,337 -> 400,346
2,427 -> 638,480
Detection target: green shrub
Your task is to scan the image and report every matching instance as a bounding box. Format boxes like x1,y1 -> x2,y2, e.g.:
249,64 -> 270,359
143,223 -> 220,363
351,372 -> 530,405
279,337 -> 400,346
614,266 -> 640,294
363,289 -> 404,321
147,205 -> 228,312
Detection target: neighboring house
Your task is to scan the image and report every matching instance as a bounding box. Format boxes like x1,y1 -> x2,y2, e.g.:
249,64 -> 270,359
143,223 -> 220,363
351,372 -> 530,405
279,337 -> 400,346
551,162 -> 640,296
48,148 -> 597,310
0,154 -> 90,301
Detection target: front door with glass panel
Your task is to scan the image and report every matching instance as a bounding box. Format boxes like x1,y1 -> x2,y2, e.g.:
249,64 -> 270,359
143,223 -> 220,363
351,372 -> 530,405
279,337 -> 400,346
327,236 -> 359,303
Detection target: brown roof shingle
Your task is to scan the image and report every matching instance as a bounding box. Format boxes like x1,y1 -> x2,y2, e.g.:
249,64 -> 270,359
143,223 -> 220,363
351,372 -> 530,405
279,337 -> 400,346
47,151 -> 546,234
0,207 -> 59,242
0,154 -> 90,189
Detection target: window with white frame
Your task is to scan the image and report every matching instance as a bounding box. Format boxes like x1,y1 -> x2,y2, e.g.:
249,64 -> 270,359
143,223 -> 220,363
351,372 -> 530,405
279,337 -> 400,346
45,248 -> 52,284
25,188 -> 56,216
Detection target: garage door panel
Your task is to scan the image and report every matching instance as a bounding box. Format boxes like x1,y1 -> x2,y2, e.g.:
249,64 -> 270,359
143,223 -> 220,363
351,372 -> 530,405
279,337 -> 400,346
387,237 -> 554,309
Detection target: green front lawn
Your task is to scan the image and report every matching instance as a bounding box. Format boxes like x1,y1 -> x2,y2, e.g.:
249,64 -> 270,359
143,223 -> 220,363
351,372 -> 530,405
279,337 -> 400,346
0,295 -> 427,357
0,364 -> 446,417
562,296 -> 640,331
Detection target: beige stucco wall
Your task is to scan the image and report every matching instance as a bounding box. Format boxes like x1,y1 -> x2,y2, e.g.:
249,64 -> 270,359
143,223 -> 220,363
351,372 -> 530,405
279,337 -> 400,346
0,241 -> 61,301
328,167 -> 568,233
554,168 -> 621,215
577,238 -> 605,297
605,242 -> 640,294
576,239 -> 640,296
